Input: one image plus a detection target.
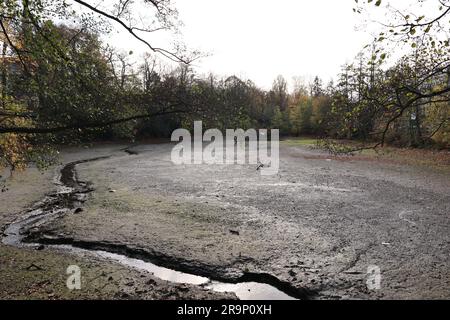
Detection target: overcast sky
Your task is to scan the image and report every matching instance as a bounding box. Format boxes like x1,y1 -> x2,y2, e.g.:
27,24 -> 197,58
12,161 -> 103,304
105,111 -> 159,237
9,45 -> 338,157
174,0 -> 373,89
108,0 -> 381,90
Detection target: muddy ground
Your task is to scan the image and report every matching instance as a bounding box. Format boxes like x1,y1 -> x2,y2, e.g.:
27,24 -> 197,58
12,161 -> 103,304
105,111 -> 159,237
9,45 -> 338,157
1,142 -> 449,299
0,144 -> 231,300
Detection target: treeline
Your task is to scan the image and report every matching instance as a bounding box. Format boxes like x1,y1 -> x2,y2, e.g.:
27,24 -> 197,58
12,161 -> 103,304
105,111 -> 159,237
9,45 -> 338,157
147,51 -> 449,150
1,0 -> 449,172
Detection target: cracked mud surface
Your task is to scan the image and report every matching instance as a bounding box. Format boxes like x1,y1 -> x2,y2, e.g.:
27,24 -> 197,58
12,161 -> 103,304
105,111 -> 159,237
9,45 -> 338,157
0,145 -> 233,300
22,142 -> 450,299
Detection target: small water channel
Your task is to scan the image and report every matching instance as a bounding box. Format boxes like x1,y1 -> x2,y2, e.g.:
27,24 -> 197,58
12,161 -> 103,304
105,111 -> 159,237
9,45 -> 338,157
2,153 -> 299,300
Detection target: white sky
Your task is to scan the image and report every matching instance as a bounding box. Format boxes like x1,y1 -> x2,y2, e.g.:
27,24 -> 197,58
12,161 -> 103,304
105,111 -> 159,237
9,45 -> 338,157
106,0 -> 391,90
175,0 -> 372,89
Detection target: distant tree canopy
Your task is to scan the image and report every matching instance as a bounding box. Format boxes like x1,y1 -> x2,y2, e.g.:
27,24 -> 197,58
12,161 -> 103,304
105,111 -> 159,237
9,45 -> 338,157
0,0 -> 449,175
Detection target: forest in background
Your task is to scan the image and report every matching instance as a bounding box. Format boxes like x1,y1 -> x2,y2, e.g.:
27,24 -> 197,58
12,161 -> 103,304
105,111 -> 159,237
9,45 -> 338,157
0,0 -> 449,174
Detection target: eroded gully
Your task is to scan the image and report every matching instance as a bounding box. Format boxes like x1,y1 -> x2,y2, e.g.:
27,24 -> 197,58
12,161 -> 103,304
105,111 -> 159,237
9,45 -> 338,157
2,149 -> 317,300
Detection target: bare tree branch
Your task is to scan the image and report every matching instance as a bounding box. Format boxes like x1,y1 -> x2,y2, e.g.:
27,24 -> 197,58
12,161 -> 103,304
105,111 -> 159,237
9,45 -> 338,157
0,109 -> 187,134
72,0 -> 193,64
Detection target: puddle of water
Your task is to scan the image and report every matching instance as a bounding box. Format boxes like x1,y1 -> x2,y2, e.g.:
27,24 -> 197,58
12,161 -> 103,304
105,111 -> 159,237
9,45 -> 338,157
3,208 -> 47,246
96,251 -> 210,285
56,246 -> 298,300
3,205 -> 68,247
3,154 -> 299,301
92,249 -> 298,300
207,282 -> 297,300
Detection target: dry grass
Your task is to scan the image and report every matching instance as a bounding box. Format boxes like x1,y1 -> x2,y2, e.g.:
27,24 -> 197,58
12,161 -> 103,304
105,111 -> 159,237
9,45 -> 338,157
287,136 -> 450,170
